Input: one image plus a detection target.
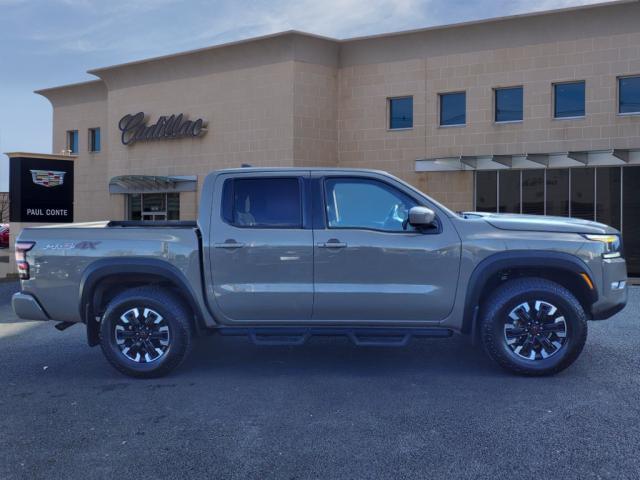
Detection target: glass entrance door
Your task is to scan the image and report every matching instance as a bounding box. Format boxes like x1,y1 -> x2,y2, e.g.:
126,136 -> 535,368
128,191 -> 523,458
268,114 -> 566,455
128,193 -> 179,221
141,193 -> 167,220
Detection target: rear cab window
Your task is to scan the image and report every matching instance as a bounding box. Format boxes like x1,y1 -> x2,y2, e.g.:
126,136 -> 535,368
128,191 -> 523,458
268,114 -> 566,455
222,177 -> 303,228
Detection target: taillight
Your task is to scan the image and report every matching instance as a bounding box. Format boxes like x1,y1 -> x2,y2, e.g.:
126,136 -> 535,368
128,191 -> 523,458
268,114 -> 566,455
15,241 -> 35,280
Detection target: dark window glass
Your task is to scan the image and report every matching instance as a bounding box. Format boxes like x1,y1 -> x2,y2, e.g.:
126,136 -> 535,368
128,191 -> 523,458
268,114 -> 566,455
546,169 -> 569,216
67,130 -> 78,153
495,87 -> 523,122
595,167 -> 621,229
475,171 -> 497,212
440,92 -> 466,126
143,193 -> 166,213
228,178 -> 301,228
89,128 -> 101,152
128,194 -> 141,220
389,97 -> 413,129
522,170 -> 545,215
554,82 -> 585,118
324,178 -> 417,232
619,76 -> 640,114
167,193 -> 180,220
498,170 -> 521,213
623,167 -> 640,276
571,168 -> 595,220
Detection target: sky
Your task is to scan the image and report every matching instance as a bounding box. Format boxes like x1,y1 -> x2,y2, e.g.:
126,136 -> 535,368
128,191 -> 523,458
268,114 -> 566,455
0,0 -> 617,191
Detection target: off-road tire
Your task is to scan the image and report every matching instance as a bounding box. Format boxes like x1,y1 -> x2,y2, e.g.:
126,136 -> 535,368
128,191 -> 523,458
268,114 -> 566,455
99,286 -> 192,378
480,277 -> 588,376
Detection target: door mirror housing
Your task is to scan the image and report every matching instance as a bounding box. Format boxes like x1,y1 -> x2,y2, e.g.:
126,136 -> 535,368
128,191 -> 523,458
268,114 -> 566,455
408,206 -> 436,227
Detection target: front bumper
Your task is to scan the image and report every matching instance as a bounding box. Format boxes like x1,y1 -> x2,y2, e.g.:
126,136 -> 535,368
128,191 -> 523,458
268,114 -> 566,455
590,257 -> 628,320
12,292 -> 50,321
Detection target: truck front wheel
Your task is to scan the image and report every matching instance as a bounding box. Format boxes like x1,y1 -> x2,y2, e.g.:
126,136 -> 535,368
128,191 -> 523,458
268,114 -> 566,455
99,286 -> 192,378
480,277 -> 588,376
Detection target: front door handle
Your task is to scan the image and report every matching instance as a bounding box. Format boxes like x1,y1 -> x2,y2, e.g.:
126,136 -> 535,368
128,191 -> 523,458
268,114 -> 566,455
317,239 -> 347,249
214,240 -> 245,249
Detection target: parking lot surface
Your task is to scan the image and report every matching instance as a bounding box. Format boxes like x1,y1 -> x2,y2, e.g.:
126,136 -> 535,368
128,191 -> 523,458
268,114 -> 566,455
1,281 -> 639,480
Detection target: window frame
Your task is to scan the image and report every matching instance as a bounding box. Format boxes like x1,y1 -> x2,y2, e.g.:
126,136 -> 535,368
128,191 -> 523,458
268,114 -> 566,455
438,91 -> 466,127
552,80 -> 586,120
88,127 -> 101,153
494,86 -> 524,124
66,130 -> 78,154
221,176 -> 305,230
617,74 -> 640,116
387,96 -> 414,131
321,176 -> 441,234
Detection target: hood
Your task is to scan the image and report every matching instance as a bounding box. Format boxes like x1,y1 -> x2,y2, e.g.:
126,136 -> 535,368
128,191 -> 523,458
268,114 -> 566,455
463,212 -> 618,235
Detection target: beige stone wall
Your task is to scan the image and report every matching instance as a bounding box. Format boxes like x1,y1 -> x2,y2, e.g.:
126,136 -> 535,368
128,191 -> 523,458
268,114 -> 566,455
44,82 -> 111,222
337,59 -> 426,176
102,60 -> 296,219
424,32 -> 640,160
293,61 -> 338,167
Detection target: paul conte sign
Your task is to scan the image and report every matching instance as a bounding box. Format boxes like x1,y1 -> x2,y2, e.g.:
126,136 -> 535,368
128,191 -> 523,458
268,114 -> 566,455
9,156 -> 74,223
118,112 -> 207,146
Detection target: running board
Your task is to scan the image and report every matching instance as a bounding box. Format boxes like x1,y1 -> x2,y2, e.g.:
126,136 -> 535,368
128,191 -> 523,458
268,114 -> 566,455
218,327 -> 453,347
54,321 -> 76,332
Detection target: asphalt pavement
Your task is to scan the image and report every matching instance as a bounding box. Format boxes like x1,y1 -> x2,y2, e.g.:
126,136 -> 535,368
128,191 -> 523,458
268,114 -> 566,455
0,281 -> 639,480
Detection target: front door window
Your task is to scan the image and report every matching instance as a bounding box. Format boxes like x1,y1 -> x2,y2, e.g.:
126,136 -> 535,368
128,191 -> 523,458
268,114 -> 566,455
127,193 -> 179,220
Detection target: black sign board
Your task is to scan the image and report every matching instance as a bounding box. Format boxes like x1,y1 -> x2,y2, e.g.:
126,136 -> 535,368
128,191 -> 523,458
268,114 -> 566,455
9,156 -> 74,223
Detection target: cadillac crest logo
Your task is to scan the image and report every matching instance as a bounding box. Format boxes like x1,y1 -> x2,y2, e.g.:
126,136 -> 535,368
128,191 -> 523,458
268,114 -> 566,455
30,170 -> 66,188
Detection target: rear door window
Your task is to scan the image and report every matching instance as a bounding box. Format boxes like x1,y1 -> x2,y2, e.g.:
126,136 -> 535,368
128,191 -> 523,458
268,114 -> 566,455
222,177 -> 302,228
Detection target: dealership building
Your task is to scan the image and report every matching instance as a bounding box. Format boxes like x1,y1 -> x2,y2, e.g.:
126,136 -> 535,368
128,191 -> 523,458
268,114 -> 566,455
6,0 -> 640,273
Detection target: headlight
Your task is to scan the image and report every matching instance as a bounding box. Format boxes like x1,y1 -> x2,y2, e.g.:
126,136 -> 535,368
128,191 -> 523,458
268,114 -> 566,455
584,234 -> 622,258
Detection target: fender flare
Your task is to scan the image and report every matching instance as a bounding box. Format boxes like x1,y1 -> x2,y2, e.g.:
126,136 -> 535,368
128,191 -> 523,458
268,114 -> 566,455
461,250 -> 598,335
79,258 -> 206,344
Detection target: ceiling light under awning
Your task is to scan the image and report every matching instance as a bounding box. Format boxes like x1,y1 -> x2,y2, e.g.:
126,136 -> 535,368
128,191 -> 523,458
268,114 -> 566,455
108,175 -> 197,194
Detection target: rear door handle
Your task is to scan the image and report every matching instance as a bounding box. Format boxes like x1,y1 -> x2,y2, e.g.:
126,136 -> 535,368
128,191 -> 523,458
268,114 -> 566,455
317,240 -> 347,248
214,240 -> 245,249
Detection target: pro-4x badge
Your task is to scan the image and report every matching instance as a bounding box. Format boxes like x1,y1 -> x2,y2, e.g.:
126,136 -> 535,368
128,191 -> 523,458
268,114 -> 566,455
30,170 -> 66,187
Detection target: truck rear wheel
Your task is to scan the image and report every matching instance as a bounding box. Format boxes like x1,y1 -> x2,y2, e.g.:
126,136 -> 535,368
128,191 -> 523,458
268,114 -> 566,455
99,286 -> 192,378
480,277 -> 588,376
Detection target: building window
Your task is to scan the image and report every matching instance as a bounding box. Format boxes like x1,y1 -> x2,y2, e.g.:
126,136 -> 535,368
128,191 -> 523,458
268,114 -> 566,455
498,170 -> 521,213
495,86 -> 523,122
439,92 -> 466,126
553,81 -> 585,118
619,75 -> 640,114
388,97 -> 413,129
66,130 -> 78,154
521,170 -> 545,215
546,169 -> 570,216
127,193 -> 180,221
571,168 -> 595,220
89,128 -> 101,152
475,171 -> 497,212
222,177 -> 302,228
596,167 -> 621,229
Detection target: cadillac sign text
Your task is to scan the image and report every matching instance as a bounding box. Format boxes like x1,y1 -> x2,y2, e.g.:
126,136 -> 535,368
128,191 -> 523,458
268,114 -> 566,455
118,112 -> 207,146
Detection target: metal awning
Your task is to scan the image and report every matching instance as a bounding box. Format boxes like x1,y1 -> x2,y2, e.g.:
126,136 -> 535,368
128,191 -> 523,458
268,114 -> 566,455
108,175 -> 197,194
415,149 -> 639,172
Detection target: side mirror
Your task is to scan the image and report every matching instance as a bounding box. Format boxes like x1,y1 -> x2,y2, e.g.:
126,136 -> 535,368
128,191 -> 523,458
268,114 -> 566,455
408,206 -> 436,227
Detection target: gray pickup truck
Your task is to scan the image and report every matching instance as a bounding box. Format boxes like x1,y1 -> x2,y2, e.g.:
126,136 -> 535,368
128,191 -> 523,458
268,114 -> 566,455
12,168 -> 628,377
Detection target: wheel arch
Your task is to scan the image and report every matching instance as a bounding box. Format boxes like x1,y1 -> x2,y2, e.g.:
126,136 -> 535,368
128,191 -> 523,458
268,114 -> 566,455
80,258 -> 207,346
461,250 -> 598,338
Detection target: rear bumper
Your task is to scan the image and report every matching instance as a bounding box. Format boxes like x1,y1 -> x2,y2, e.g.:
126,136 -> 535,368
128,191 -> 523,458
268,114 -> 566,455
12,292 -> 50,321
590,257 -> 628,320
